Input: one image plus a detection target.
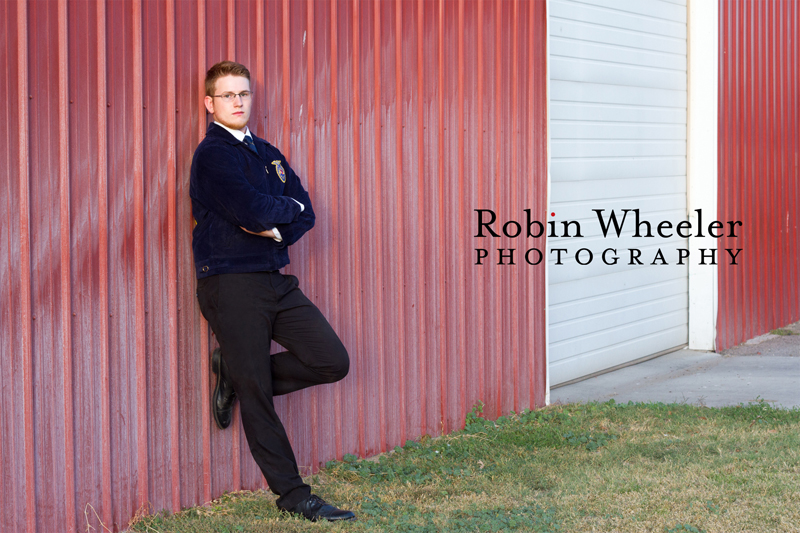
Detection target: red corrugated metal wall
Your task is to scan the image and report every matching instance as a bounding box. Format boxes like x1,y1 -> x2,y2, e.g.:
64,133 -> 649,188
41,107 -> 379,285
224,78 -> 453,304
0,1 -> 548,531
717,0 -> 800,350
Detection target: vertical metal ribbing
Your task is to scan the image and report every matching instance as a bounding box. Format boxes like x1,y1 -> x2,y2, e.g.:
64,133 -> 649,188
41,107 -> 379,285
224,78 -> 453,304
717,0 -> 728,348
493,0 -> 502,418
718,0 -> 800,349
393,0 -> 407,446
737,3 -> 758,339
225,0 -> 242,492
414,0 -> 427,435
165,0 -> 181,511
5,1 -> 552,525
776,1 -> 782,320
456,0 -> 466,422
779,0 -> 791,322
755,0 -> 765,336
536,0 -> 546,406
329,0 -> 344,461
510,0 -> 519,412
372,0 -> 387,453
16,0 -> 36,531
131,0 -> 149,510
254,0 -> 268,489
227,0 -> 235,58
436,0 -> 446,434
761,0 -> 770,332
770,0 -> 781,323
738,0 -> 748,342
791,0 -> 800,323
305,0 -> 320,470
764,0 -> 774,330
57,0 -> 76,527
197,0 -> 212,505
726,0 -> 734,347
731,0 -> 740,347
734,0 -> 743,342
95,0 -> 113,525
778,0 -> 790,324
738,0 -> 748,343
256,0 -> 265,139
476,0 -> 485,405
282,0 -> 291,156
351,0 -> 366,457
795,0 -> 799,323
526,0 -> 535,404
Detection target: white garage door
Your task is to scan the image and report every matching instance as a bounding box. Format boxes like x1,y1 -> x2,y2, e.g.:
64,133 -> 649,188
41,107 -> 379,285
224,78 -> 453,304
548,0 -> 689,386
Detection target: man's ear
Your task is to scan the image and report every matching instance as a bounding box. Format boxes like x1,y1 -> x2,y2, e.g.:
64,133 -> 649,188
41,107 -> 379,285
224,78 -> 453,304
204,95 -> 215,115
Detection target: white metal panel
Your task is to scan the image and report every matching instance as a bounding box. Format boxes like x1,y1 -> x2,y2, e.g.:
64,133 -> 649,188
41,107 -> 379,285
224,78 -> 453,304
548,0 -> 688,385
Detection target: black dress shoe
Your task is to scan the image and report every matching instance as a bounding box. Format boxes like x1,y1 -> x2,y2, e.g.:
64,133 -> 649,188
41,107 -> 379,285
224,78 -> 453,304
211,348 -> 236,429
287,495 -> 356,522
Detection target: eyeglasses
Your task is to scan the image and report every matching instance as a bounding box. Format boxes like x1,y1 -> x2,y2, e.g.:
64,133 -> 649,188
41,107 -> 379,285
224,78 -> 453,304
213,91 -> 253,102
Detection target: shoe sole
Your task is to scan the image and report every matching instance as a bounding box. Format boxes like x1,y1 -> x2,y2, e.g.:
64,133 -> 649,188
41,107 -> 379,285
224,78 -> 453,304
211,348 -> 228,430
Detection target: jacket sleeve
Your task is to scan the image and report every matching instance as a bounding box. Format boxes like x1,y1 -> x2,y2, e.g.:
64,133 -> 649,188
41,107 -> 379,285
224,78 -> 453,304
192,144 -> 302,232
271,156 -> 316,247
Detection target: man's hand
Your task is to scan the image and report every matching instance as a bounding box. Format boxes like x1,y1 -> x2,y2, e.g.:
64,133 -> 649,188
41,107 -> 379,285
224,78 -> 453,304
240,226 -> 276,239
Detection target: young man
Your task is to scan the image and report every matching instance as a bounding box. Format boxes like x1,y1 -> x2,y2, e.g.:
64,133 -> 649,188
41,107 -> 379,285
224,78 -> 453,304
190,60 -> 355,522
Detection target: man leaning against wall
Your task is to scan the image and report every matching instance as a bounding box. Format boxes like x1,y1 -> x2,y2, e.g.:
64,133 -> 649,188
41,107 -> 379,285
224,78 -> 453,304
190,60 -> 355,523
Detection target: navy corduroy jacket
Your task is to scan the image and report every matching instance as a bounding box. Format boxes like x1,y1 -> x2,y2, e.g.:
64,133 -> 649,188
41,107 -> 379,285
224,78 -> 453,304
190,123 -> 315,278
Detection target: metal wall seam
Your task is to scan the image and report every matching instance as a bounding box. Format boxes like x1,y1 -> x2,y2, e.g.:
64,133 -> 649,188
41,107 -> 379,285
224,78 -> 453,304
538,0 -> 547,408
436,0 -> 446,432
255,12 -> 266,432
372,0 -> 388,454
197,0 -> 212,506
527,0 -> 535,405
165,0 -> 181,512
1,3 -> 11,513
783,0 -> 795,323
784,0 -> 792,320
305,0 -> 320,471
792,0 -> 799,325
226,0 -> 234,59
351,0 -> 366,458
131,0 -> 148,510
759,0 -> 769,334
476,0 -> 486,407
456,0 -> 467,423
16,0 -> 36,530
716,0 -> 729,348
1,4 -> 9,520
414,0 -> 427,439
57,0 -> 76,528
510,0 -> 520,413
736,0 -> 748,344
329,0 -> 344,461
282,0 -> 291,156
225,0 -> 243,494
95,0 -> 113,526
255,0 -> 264,140
492,0 -> 502,418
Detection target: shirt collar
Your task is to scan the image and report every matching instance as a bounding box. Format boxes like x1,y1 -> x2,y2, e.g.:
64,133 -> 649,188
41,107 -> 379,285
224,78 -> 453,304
213,121 -> 251,142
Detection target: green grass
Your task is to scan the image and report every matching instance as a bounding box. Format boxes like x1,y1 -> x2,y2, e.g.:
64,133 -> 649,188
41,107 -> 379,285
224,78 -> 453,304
770,328 -> 797,336
129,401 -> 800,532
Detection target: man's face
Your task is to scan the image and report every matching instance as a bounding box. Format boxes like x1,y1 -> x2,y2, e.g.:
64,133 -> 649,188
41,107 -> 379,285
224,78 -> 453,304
204,75 -> 252,132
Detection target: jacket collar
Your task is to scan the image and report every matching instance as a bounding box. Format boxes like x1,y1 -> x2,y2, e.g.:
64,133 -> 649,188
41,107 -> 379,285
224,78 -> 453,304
206,122 -> 262,146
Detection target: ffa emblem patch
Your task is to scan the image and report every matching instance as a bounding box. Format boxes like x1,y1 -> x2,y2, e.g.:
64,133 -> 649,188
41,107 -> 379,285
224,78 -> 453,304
272,160 -> 287,183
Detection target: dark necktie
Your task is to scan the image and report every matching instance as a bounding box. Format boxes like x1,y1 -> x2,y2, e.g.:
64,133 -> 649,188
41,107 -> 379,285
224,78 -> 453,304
242,135 -> 258,154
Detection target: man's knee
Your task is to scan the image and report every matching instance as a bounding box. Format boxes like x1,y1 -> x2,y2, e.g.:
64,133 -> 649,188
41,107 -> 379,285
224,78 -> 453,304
325,343 -> 349,383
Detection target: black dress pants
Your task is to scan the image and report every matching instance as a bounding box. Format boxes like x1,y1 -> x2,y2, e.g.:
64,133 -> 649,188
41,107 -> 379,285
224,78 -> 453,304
196,271 -> 350,510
